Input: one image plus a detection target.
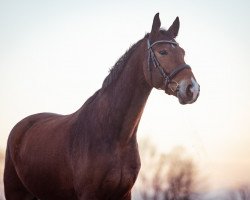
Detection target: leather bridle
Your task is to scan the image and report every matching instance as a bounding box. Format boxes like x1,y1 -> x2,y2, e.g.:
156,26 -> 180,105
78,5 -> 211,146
147,39 -> 191,94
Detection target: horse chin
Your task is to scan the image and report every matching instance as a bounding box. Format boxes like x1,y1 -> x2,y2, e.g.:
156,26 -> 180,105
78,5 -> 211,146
177,92 -> 199,105
178,97 -> 187,105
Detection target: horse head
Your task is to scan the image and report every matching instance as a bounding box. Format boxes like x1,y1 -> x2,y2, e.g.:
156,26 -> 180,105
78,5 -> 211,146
143,13 -> 200,104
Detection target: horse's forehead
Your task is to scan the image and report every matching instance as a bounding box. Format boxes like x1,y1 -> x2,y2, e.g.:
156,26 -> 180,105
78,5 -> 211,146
156,33 -> 179,48
158,30 -> 173,39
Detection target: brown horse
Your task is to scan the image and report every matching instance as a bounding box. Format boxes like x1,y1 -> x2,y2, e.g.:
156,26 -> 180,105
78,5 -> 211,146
4,13 -> 200,200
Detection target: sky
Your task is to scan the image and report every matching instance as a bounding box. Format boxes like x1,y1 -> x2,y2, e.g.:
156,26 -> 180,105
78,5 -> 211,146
1,0 -> 250,191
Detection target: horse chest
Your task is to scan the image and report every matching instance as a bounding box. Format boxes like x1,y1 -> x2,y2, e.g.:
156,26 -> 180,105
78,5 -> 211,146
97,148 -> 141,197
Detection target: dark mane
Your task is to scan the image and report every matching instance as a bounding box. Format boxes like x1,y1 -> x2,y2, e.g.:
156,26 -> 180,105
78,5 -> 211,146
102,37 -> 145,89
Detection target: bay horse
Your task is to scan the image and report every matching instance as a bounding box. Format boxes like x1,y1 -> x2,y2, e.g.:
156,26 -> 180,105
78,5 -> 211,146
4,13 -> 200,200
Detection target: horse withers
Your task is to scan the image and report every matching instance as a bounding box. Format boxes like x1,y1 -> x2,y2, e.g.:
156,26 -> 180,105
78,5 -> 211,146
4,13 -> 200,200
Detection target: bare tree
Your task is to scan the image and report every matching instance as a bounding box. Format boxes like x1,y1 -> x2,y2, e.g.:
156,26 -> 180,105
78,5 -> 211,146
238,185 -> 250,200
137,139 -> 199,200
228,185 -> 250,200
163,147 -> 197,200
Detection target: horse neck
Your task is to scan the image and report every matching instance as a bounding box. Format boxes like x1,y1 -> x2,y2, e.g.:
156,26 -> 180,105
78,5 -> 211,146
78,39 -> 152,145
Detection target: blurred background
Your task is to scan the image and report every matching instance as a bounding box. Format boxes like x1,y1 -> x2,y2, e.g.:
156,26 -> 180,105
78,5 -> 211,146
1,0 -> 250,199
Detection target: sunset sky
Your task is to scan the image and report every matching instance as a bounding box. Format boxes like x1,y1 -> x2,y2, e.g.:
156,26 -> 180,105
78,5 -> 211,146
1,0 -> 250,190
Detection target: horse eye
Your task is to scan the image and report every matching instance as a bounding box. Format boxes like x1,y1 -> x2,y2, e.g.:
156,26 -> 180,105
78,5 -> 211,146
159,50 -> 168,55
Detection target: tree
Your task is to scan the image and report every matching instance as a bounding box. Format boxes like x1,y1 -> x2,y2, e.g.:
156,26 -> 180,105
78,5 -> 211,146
228,185 -> 250,200
137,139 -> 199,200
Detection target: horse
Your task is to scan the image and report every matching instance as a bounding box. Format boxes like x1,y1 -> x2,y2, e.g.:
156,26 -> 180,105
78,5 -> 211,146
4,13 -> 200,200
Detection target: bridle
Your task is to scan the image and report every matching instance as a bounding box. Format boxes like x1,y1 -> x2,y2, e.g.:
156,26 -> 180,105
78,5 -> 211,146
147,39 -> 191,94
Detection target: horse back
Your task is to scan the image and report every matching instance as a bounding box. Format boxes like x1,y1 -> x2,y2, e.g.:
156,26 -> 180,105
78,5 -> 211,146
6,112 -> 76,199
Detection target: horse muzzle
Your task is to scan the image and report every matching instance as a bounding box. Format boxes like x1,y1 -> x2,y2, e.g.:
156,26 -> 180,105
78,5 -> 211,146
177,78 -> 200,105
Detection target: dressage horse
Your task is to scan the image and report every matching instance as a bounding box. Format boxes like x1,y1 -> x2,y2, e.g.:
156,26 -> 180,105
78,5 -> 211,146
4,13 -> 200,200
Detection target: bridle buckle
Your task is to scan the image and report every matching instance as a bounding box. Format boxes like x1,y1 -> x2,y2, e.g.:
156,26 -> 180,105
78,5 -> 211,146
167,80 -> 179,93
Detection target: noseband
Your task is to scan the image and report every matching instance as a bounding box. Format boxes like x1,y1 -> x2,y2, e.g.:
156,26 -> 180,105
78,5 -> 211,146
147,39 -> 191,94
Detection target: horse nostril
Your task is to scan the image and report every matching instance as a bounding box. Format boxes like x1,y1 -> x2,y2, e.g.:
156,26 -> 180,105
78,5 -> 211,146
186,84 -> 193,98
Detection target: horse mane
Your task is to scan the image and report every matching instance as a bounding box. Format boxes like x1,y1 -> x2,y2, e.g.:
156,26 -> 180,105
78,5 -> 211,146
102,36 -> 146,89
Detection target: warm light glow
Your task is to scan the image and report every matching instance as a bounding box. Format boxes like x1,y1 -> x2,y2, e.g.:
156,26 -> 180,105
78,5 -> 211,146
0,0 -> 250,193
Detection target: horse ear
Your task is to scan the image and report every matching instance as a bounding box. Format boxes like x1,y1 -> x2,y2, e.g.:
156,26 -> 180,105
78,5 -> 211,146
167,17 -> 180,39
150,13 -> 161,40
